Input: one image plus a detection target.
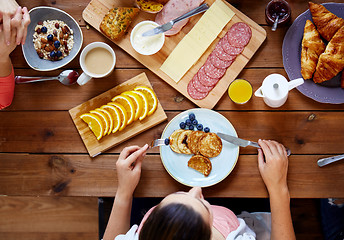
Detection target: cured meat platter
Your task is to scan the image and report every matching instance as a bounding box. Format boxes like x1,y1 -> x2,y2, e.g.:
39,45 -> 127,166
83,0 -> 266,109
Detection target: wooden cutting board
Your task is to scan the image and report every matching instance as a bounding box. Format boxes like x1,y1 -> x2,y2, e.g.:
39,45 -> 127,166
82,0 -> 266,109
69,72 -> 167,157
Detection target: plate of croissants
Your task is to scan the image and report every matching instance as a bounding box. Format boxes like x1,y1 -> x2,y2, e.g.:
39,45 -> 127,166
282,2 -> 344,104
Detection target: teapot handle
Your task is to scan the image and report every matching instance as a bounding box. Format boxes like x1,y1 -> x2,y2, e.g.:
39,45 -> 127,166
288,78 -> 304,90
254,86 -> 264,98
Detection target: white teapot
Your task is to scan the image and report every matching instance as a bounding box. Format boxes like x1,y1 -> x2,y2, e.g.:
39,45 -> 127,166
254,74 -> 304,108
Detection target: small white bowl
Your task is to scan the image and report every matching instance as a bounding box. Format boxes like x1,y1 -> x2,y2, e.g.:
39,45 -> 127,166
130,20 -> 165,55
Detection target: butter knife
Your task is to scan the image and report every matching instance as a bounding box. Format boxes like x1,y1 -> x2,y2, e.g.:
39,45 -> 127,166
317,154 -> 344,167
217,132 -> 291,156
142,3 -> 209,37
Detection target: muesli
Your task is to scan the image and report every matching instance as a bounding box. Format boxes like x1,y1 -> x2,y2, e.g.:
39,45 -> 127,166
33,20 -> 74,61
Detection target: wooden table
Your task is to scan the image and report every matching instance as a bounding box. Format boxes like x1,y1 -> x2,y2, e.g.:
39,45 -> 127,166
1,0 -> 344,239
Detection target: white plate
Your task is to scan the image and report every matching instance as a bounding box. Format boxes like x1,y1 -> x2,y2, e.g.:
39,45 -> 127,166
160,108 -> 239,187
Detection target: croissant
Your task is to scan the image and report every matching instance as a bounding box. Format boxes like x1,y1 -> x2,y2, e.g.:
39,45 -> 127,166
309,2 -> 344,42
313,26 -> 344,83
301,20 -> 325,80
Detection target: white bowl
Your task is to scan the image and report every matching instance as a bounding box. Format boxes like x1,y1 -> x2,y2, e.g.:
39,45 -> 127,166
130,20 -> 165,55
22,6 -> 83,71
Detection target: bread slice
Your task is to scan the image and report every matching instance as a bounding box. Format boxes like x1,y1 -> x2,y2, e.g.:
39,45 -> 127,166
301,20 -> 325,80
188,155 -> 212,177
187,131 -> 205,154
309,2 -> 344,42
198,133 -> 222,158
313,26 -> 344,83
100,7 -> 139,41
177,130 -> 193,154
169,129 -> 184,154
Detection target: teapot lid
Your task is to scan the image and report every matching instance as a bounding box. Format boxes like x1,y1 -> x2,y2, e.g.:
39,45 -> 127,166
261,74 -> 289,100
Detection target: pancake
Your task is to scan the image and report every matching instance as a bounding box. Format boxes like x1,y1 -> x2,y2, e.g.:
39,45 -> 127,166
187,155 -> 212,177
198,132 -> 222,158
186,130 -> 205,154
169,129 -> 184,154
177,130 -> 193,154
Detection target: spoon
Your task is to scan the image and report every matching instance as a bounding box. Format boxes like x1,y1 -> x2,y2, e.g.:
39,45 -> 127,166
271,15 -> 279,31
15,70 -> 79,85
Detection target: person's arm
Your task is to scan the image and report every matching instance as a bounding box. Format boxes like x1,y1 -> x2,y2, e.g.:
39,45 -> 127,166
257,140 -> 296,240
103,144 -> 149,240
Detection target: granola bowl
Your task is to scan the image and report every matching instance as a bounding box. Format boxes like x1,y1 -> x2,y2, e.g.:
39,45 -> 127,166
22,6 -> 83,71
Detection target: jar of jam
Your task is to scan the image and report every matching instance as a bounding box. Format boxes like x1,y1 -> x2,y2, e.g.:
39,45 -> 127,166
265,0 -> 291,27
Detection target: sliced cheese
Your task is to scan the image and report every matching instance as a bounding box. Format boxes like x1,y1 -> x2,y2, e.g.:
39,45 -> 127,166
160,0 -> 235,83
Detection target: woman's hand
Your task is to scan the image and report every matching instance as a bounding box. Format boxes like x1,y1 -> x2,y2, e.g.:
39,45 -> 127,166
116,144 -> 149,198
11,6 -> 30,45
257,139 -> 289,195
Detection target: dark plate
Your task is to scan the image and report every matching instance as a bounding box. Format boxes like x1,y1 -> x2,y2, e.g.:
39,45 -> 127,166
22,6 -> 83,71
282,3 -> 344,104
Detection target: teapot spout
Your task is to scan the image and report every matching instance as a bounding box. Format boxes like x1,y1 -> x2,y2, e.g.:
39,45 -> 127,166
254,86 -> 264,98
288,78 -> 304,90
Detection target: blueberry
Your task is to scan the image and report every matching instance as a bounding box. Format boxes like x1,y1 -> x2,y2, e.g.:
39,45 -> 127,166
164,138 -> 170,145
204,127 -> 210,133
54,40 -> 60,49
49,51 -> 56,58
56,50 -> 62,57
189,113 -> 195,121
189,125 -> 194,130
192,119 -> 198,125
185,119 -> 192,126
47,34 -> 53,41
196,124 -> 203,131
179,122 -> 186,129
41,26 -> 47,33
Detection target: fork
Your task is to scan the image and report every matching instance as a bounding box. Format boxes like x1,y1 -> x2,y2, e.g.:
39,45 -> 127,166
150,139 -> 166,148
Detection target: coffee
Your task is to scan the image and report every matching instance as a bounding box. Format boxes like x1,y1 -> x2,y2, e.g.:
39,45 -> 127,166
84,47 -> 113,75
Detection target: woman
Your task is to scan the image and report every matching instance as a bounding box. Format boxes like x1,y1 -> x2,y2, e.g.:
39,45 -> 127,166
103,139 -> 296,240
0,1 -> 30,110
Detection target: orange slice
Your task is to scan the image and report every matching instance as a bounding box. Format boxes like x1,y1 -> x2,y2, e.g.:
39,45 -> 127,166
80,113 -> 104,140
131,90 -> 149,121
96,108 -> 113,135
90,109 -> 109,136
122,91 -> 143,121
134,86 -> 158,116
101,104 -> 121,134
112,95 -> 135,125
108,102 -> 128,131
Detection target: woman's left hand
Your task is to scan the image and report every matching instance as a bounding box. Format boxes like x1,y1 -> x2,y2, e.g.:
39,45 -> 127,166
116,144 -> 149,197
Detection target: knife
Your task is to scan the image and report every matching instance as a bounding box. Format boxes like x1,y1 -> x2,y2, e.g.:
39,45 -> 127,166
142,3 -> 209,37
317,154 -> 344,167
217,132 -> 291,156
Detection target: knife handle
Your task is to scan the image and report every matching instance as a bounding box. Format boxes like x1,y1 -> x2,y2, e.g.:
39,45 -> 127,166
317,154 -> 344,167
250,141 -> 291,156
172,3 -> 209,25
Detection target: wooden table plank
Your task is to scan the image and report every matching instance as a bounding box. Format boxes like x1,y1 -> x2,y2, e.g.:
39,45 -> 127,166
6,69 -> 344,111
0,196 -> 98,240
1,111 -> 343,154
0,153 -> 343,198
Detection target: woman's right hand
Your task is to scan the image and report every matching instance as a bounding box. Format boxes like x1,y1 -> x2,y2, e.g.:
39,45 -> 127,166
257,139 -> 289,195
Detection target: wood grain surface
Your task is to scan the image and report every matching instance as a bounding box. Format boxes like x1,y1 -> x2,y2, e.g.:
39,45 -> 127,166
69,72 -> 167,157
82,0 -> 266,108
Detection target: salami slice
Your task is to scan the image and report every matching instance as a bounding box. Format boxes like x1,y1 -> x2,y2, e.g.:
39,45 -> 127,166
227,22 -> 252,48
214,41 -> 237,61
209,52 -> 233,69
221,35 -> 244,55
197,66 -> 219,87
187,80 -> 208,100
204,59 -> 226,79
192,73 -> 213,93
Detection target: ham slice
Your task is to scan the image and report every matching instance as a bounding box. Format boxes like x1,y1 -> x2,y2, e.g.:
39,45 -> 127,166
155,0 -> 204,36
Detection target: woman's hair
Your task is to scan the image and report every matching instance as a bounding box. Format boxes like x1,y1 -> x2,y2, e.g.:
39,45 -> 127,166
139,203 -> 211,240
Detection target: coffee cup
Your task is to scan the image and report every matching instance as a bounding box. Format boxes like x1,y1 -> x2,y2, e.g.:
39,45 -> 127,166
77,42 -> 116,86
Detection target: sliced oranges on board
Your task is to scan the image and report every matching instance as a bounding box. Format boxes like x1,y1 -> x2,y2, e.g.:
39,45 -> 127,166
80,86 -> 158,140
80,113 -> 104,140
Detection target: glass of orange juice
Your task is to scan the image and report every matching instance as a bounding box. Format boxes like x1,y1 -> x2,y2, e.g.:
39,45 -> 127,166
228,79 -> 253,104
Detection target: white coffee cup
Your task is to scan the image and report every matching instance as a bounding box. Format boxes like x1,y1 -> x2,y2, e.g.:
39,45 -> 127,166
77,42 -> 116,86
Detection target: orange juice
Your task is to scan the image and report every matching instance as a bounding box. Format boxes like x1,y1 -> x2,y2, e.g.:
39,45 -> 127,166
228,79 -> 253,104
